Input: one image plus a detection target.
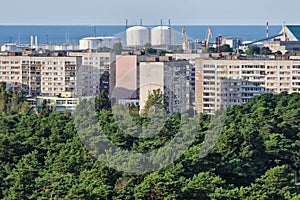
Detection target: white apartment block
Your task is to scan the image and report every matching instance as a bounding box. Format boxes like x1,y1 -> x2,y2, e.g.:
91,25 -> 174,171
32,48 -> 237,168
195,57 -> 300,114
139,60 -> 188,113
0,55 -> 82,97
0,52 -> 116,98
0,57 -> 22,89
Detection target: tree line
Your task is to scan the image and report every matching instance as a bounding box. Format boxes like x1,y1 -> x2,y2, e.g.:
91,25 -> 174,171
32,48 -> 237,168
0,91 -> 299,199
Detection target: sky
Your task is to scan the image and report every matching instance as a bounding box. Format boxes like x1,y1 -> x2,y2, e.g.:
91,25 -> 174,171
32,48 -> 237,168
1,0 -> 299,25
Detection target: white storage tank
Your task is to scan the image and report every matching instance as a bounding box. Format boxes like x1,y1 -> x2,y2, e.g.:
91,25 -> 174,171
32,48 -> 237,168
151,26 -> 176,46
126,26 -> 150,48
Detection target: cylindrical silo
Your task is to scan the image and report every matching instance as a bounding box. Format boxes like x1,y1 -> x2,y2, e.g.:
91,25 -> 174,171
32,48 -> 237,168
151,26 -> 175,46
126,26 -> 150,48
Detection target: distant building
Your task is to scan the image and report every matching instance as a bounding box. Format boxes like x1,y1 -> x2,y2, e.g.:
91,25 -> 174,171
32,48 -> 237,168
166,53 -> 203,110
0,51 -> 115,97
41,44 -> 79,51
139,57 -> 188,113
112,54 -> 145,105
277,25 -> 300,41
79,37 -> 121,50
221,37 -> 240,49
112,54 -> 190,113
195,56 -> 300,114
35,94 -> 90,112
1,43 -> 20,52
264,41 -> 300,54
67,51 -> 116,96
0,54 -> 82,97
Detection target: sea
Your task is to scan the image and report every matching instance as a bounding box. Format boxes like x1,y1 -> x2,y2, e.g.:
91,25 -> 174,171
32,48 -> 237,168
0,25 -> 282,45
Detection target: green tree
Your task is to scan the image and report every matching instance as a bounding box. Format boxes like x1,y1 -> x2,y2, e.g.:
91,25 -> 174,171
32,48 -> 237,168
95,90 -> 111,111
245,46 -> 260,55
203,47 -> 216,53
0,91 -> 300,199
0,91 -> 6,113
142,88 -> 167,115
158,50 -> 169,56
134,166 -> 185,200
0,82 -> 6,92
144,43 -> 157,54
97,46 -> 111,52
220,44 -> 233,52
113,42 -> 123,55
234,49 -> 244,54
3,150 -> 41,199
239,165 -> 297,200
19,101 -> 31,115
181,172 -> 226,200
171,47 -> 184,53
260,47 -> 272,55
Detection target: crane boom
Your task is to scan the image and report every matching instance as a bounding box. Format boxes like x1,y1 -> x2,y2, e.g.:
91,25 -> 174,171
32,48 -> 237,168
204,27 -> 212,49
182,26 -> 189,53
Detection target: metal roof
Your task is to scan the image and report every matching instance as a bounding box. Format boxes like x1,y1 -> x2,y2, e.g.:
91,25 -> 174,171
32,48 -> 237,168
287,25 -> 300,40
126,26 -> 148,31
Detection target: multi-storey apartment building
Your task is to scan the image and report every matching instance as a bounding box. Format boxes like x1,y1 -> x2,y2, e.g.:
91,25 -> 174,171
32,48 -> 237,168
0,53 -> 81,97
0,51 -> 116,98
112,54 -> 190,113
166,53 -> 205,110
0,54 -> 23,90
195,55 -> 300,114
111,54 -> 149,105
139,57 -> 188,113
67,51 -> 116,96
114,55 -> 138,101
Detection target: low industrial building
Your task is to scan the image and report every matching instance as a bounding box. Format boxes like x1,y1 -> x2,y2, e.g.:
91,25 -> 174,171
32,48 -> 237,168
264,41 -> 300,54
35,92 -> 90,112
277,25 -> 300,41
264,24 -> 300,54
79,37 -> 121,50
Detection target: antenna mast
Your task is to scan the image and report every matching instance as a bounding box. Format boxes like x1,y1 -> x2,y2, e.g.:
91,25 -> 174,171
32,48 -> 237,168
169,19 -> 172,49
266,20 -> 269,39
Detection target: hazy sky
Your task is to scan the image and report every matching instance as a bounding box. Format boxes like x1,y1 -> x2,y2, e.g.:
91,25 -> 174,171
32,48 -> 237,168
1,0 -> 299,25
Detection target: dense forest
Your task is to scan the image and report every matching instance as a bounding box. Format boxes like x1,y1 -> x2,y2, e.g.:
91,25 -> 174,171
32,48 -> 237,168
0,91 -> 300,199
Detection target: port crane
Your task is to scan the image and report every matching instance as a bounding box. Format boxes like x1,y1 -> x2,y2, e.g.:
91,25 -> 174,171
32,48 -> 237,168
182,26 -> 190,53
203,27 -> 212,49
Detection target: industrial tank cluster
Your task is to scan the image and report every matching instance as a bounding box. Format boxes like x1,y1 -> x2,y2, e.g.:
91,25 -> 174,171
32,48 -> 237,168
126,25 -> 177,48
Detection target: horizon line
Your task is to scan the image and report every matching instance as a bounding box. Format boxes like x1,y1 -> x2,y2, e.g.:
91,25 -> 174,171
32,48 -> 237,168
0,24 -> 288,26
